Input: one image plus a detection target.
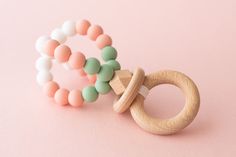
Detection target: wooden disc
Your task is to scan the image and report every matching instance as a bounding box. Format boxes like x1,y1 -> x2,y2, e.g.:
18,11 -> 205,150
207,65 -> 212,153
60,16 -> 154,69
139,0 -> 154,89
130,70 -> 200,135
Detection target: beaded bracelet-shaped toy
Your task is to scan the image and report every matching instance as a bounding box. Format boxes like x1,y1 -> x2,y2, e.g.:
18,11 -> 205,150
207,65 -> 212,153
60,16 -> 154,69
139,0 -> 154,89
35,20 -> 200,135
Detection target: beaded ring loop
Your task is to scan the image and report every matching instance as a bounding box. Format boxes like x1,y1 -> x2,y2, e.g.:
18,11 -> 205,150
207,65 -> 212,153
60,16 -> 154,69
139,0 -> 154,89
35,20 -> 121,106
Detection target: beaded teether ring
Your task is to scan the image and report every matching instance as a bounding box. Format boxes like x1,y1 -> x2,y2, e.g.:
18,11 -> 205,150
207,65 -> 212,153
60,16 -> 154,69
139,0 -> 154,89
35,19 -> 200,135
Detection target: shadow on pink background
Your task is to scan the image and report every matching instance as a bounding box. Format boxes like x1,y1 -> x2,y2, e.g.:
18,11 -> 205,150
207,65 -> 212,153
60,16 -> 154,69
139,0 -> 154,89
0,0 -> 235,156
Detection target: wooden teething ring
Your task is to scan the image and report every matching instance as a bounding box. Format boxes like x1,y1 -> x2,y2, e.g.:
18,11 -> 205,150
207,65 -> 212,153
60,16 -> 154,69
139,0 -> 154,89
110,68 -> 200,135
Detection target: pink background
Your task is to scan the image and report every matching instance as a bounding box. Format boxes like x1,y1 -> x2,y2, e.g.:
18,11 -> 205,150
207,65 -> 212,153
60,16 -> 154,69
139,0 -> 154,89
0,0 -> 235,156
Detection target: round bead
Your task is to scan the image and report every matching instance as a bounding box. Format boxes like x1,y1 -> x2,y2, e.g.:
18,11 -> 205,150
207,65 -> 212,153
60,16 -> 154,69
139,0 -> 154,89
95,81 -> 111,94
54,45 -> 71,63
88,75 -> 97,84
54,88 -> 69,105
43,81 -> 59,97
83,58 -> 101,75
36,71 -> 53,86
96,34 -> 112,49
44,39 -> 60,57
68,90 -> 84,107
51,28 -> 67,44
101,46 -> 117,61
68,52 -> 86,69
82,86 -> 98,102
78,69 -> 87,77
62,20 -> 76,36
87,25 -> 103,41
35,57 -> 52,71
98,64 -> 114,82
106,60 -> 121,71
35,35 -> 50,53
76,20 -> 91,35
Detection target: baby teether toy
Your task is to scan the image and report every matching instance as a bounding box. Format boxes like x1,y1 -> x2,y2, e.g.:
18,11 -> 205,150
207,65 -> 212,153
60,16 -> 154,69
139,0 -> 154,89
35,19 -> 200,135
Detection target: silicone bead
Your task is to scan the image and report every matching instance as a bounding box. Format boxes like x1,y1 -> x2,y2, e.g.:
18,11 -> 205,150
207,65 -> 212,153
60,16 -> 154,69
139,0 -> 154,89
76,20 -> 91,35
51,28 -> 67,44
36,71 -> 53,86
96,34 -> 112,49
82,86 -> 98,102
35,57 -> 52,71
83,58 -> 101,75
95,80 -> 111,94
54,88 -> 69,105
35,35 -> 50,53
106,60 -> 121,71
101,46 -> 117,61
97,64 -> 114,82
43,81 -> 59,97
54,45 -> 71,63
68,90 -> 84,107
68,52 -> 86,69
78,69 -> 87,77
88,75 -> 97,84
44,39 -> 60,57
62,20 -> 76,36
87,25 -> 103,41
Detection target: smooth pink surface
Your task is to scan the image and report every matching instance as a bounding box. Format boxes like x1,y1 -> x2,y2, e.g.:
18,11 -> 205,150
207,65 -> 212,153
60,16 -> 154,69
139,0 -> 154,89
0,0 -> 235,157
68,52 -> 86,69
54,45 -> 72,63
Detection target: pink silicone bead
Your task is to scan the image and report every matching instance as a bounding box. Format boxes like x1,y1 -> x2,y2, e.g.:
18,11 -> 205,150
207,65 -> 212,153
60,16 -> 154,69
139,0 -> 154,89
78,69 -> 87,77
88,75 -> 97,84
68,52 -> 86,69
54,45 -> 71,63
76,20 -> 91,35
54,88 -> 69,105
96,34 -> 112,49
44,39 -> 60,57
87,25 -> 103,41
68,90 -> 84,107
43,81 -> 59,97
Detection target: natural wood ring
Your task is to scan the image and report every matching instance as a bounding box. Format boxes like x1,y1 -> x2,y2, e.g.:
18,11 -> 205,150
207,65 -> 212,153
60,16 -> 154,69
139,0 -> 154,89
130,70 -> 200,135
113,68 -> 145,113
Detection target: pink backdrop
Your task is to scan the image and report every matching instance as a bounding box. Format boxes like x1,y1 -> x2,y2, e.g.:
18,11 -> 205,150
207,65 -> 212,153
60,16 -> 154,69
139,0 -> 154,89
0,0 -> 235,156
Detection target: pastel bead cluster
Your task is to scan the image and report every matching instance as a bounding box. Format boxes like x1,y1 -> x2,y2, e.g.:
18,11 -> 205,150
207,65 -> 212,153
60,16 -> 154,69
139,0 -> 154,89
35,20 -> 121,106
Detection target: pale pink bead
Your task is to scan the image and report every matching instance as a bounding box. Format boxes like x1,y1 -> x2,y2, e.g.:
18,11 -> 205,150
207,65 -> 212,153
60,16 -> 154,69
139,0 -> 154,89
54,45 -> 71,63
96,34 -> 112,49
54,88 -> 69,105
68,52 -> 86,69
76,19 -> 91,35
87,25 -> 103,41
68,90 -> 84,107
44,39 -> 60,57
78,69 -> 87,77
88,75 -> 97,84
43,81 -> 59,97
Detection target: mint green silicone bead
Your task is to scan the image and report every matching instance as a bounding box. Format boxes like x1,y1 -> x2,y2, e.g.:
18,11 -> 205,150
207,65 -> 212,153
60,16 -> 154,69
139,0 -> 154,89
82,86 -> 99,102
95,81 -> 111,94
84,58 -> 101,75
106,60 -> 121,71
98,64 -> 114,82
101,46 -> 117,61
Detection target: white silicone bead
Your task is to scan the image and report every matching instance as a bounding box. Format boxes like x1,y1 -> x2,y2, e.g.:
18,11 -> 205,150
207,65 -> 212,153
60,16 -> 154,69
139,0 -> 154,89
35,57 -> 52,71
51,28 -> 67,44
35,35 -> 50,53
36,71 -> 53,86
62,20 -> 76,36
63,62 -> 72,70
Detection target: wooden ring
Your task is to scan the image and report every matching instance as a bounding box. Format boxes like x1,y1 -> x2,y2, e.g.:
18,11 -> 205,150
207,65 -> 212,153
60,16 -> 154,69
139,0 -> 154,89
130,70 -> 200,135
113,68 -> 145,113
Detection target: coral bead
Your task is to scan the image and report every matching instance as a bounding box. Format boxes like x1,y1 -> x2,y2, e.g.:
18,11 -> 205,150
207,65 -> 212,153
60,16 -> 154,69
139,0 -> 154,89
76,19 -> 91,35
62,20 -> 76,36
44,39 -> 60,57
83,58 -> 101,75
51,28 -> 67,44
68,52 -> 86,69
88,75 -> 97,84
54,88 -> 69,105
68,90 -> 84,107
87,25 -> 103,41
43,81 -> 59,97
36,71 -> 53,86
35,35 -> 50,53
82,86 -> 98,102
98,64 -> 114,82
96,34 -> 112,49
78,69 -> 87,77
35,57 -> 52,71
54,45 -> 71,63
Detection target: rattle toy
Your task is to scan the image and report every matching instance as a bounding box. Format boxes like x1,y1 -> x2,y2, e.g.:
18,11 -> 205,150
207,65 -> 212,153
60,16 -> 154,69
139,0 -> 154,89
35,20 -> 200,135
